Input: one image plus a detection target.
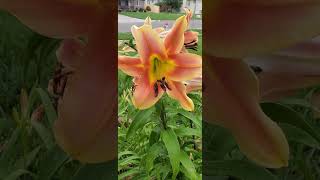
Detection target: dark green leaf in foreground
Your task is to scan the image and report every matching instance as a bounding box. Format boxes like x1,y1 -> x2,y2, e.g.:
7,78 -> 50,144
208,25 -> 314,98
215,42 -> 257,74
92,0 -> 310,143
161,128 -> 180,180
72,160 -> 117,180
261,103 -> 320,144
127,108 -> 154,139
203,160 -> 278,180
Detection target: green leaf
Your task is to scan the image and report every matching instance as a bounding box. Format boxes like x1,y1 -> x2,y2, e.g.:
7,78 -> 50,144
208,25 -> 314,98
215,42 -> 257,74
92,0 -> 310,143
149,126 -> 161,146
118,155 -> 141,168
126,108 -> 154,139
261,103 -> 320,143
31,120 -> 54,149
118,168 -> 140,180
178,111 -> 201,128
37,145 -> 69,180
0,128 -> 21,163
179,151 -> 198,180
161,128 -> 180,180
36,88 -> 57,126
145,142 -> 164,172
203,160 -> 278,180
71,160 -> 117,180
4,169 -> 33,180
175,127 -> 201,137
279,123 -> 320,148
14,146 -> 41,169
203,122 -> 236,160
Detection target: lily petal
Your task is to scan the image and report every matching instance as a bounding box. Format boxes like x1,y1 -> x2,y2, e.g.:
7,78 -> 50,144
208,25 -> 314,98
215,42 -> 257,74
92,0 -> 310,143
167,53 -> 202,81
166,80 -> 194,111
132,73 -> 164,109
131,25 -> 167,64
54,13 -> 117,163
164,15 -> 188,55
0,0 -> 100,38
184,31 -> 199,45
56,39 -> 86,69
205,1 -> 320,57
275,36 -> 320,59
204,56 -> 289,168
118,56 -> 144,77
246,54 -> 320,101
185,76 -> 202,93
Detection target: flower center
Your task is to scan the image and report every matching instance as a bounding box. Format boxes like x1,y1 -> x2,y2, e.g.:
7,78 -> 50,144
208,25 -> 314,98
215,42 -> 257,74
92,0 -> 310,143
149,55 -> 174,83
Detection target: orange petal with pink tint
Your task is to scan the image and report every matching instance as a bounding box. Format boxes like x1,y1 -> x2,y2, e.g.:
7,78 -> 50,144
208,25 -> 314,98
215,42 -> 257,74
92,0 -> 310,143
131,25 -> 167,64
132,74 -> 164,109
164,15 -> 188,55
205,1 -> 320,57
118,56 -> 144,77
56,39 -> 86,69
0,0 -> 100,38
166,80 -> 194,111
204,56 -> 289,168
167,53 -> 202,81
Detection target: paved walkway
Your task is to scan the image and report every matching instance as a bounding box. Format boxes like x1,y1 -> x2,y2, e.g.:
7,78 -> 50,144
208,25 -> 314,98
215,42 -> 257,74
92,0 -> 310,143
118,14 -> 202,32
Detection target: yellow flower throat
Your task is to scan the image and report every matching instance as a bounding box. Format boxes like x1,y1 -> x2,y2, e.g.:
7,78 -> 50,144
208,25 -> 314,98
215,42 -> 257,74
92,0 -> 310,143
149,55 -> 174,83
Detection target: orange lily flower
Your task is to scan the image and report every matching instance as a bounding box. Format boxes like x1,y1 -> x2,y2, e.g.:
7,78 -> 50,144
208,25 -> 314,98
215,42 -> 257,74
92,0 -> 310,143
1,1 -> 118,163
118,15 -> 202,111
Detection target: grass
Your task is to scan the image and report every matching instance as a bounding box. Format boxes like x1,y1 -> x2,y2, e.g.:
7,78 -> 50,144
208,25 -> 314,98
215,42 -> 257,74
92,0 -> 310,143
120,12 -> 201,20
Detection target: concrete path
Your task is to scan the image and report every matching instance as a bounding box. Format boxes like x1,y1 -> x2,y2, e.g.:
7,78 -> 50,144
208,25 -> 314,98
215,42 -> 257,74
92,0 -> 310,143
118,15 -> 202,32
118,14 -> 145,23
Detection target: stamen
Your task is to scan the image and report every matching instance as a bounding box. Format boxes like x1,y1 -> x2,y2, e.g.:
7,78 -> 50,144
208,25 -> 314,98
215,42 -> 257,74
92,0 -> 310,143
153,83 -> 159,97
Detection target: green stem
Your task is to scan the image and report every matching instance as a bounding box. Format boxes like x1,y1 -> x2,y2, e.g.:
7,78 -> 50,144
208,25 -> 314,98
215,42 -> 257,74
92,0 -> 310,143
156,99 -> 167,130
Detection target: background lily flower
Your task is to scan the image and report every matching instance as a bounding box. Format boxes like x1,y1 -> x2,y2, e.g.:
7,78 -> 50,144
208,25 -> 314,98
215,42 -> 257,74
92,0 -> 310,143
0,0 -> 103,38
205,0 -> 320,58
204,57 -> 289,168
119,15 -> 202,111
185,76 -> 202,93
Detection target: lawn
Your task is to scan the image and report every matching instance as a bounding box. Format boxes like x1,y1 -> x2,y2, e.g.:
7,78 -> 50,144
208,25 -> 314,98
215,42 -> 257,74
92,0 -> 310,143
120,12 -> 201,20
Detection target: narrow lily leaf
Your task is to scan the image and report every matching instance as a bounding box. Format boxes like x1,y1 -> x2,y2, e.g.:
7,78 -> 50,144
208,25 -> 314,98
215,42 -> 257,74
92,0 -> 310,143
179,151 -> 198,180
4,169 -> 34,180
0,128 -> 21,163
178,110 -> 201,128
31,119 -> 55,149
14,146 -> 41,169
203,160 -> 278,180
118,168 -> 141,180
126,108 -> 154,139
145,142 -> 164,172
161,129 -> 180,180
71,160 -> 117,180
37,145 -> 69,180
279,123 -> 320,148
36,88 -> 57,126
203,122 -> 236,160
261,102 -> 320,143
119,155 -> 141,168
175,127 -> 201,137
